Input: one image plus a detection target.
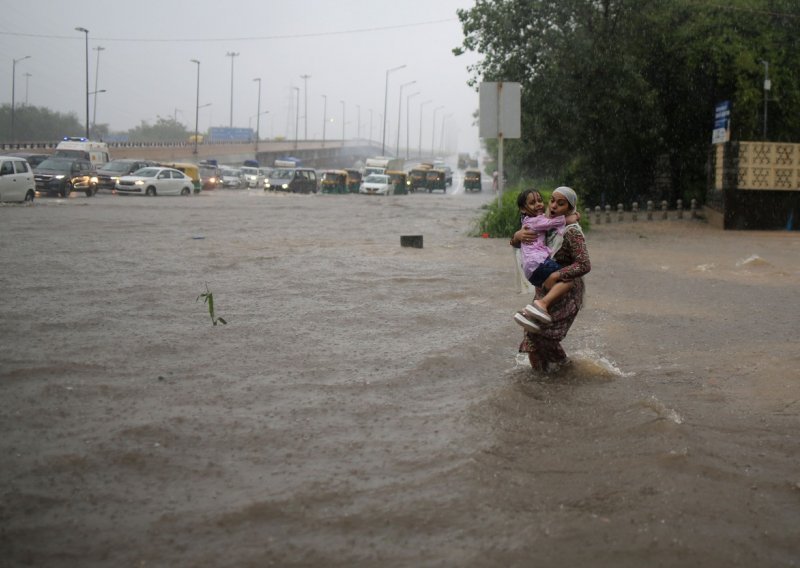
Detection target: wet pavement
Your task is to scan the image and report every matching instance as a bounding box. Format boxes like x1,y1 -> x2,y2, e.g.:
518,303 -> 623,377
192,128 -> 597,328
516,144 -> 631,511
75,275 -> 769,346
1,189 -> 799,566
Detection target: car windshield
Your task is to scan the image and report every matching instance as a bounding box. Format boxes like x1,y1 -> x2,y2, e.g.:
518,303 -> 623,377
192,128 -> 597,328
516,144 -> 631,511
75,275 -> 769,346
36,158 -> 73,172
270,169 -> 293,179
132,168 -> 159,178
241,167 -> 258,175
365,175 -> 389,183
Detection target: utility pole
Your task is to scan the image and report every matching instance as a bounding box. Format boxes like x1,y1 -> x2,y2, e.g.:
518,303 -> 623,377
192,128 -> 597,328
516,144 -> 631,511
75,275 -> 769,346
226,51 -> 240,127
92,46 -> 105,135
300,74 -> 311,140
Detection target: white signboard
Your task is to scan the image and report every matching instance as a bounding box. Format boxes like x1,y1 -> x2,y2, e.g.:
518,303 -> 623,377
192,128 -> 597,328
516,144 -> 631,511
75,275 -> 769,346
479,82 -> 521,139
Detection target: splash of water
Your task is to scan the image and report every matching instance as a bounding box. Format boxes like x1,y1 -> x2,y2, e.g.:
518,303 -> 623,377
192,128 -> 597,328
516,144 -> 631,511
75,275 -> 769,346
641,395 -> 684,424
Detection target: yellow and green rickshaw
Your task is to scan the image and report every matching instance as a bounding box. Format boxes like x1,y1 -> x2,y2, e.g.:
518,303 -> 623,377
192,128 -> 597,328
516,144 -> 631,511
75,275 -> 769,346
321,170 -> 349,194
345,169 -> 362,193
464,169 -> 482,192
386,170 -> 409,195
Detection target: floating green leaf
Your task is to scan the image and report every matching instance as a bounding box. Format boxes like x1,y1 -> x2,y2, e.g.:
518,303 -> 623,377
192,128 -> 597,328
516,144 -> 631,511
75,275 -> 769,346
197,283 -> 227,326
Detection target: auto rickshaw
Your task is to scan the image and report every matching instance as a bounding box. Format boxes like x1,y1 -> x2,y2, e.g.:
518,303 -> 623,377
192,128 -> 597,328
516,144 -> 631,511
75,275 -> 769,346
320,170 -> 349,194
408,166 -> 431,193
161,162 -> 202,193
386,170 -> 409,195
345,169 -> 362,193
464,169 -> 482,192
425,169 -> 447,193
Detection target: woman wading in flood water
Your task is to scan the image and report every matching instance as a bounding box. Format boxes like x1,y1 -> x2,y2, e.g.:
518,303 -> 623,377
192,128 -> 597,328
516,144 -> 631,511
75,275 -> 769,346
510,187 -> 591,372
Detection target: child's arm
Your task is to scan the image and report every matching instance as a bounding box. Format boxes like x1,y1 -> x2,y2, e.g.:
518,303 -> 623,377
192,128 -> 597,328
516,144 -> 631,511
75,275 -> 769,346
528,215 -> 566,232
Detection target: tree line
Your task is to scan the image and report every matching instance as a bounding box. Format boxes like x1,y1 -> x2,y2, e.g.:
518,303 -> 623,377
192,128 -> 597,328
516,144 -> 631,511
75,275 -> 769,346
0,105 -> 190,145
454,0 -> 800,205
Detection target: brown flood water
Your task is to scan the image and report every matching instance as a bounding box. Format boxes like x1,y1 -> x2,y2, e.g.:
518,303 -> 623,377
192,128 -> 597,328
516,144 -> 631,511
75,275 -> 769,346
1,190 -> 799,567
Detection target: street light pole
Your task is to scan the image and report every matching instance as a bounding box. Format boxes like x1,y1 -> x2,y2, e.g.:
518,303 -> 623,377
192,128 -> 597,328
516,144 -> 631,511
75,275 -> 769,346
418,100 -> 431,158
24,72 -> 32,105
293,86 -> 300,150
75,27 -> 90,138
761,59 -> 770,140
253,77 -> 262,151
406,91 -> 419,160
91,46 -> 105,136
190,59 -> 200,156
396,80 -> 416,156
356,104 -> 361,139
300,74 -> 310,140
11,55 -> 31,142
340,100 -> 345,146
382,64 -> 406,155
321,94 -> 327,147
432,106 -> 444,157
440,114 -> 452,153
226,51 -> 239,127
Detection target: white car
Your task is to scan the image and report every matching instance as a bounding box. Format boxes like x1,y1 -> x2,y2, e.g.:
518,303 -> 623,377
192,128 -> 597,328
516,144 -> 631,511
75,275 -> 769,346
359,173 -> 393,196
0,156 -> 36,202
240,166 -> 264,188
115,167 -> 194,196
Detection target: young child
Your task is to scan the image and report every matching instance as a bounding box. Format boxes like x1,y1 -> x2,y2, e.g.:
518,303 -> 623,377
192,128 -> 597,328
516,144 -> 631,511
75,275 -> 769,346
512,188 -> 578,334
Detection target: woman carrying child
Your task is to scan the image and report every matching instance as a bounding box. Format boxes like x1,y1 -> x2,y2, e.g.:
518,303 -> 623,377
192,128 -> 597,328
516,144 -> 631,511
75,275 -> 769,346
510,187 -> 591,372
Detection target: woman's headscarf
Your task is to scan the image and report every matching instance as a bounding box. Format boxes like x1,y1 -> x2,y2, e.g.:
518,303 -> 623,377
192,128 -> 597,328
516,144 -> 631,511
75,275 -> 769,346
547,186 -> 583,254
553,186 -> 577,211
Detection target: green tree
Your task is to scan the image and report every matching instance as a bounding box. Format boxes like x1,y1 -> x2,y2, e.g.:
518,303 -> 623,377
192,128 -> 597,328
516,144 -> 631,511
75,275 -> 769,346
0,105 -> 83,143
455,0 -> 800,206
127,116 -> 189,142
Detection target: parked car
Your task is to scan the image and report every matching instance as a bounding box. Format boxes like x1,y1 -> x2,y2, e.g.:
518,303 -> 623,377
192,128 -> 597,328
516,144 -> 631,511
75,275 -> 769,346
5,152 -> 50,169
0,155 -> 36,202
115,167 -> 194,196
264,167 -> 317,193
34,157 -> 97,197
359,173 -> 393,196
95,159 -> 158,192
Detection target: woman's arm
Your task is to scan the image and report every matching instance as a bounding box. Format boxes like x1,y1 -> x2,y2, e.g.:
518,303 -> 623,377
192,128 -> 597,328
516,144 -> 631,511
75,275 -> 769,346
510,226 -> 537,248
545,227 -> 591,287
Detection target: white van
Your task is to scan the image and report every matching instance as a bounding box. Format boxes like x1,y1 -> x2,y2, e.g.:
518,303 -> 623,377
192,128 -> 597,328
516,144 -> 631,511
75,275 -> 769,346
53,137 -> 111,168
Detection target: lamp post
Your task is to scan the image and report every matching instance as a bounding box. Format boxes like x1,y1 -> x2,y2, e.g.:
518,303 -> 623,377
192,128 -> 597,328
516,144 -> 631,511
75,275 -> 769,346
226,51 -> 239,127
190,59 -> 200,155
91,46 -> 105,136
321,94 -> 327,147
418,100 -> 432,158
395,80 -> 416,156
760,59 -> 770,140
440,113 -> 452,153
75,27 -> 90,138
24,72 -> 32,105
11,55 -> 31,142
356,104 -> 361,139
293,86 -> 300,150
300,74 -> 310,140
340,100 -> 346,146
406,91 -> 419,160
431,105 -> 444,156
253,77 -> 262,151
382,64 -> 406,155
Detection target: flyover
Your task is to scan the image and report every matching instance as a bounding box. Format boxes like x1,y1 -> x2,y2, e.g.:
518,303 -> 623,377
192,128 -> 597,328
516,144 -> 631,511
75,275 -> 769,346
1,139 -> 437,169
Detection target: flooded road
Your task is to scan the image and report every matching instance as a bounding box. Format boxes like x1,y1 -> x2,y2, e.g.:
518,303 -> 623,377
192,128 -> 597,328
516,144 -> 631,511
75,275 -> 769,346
1,189 -> 799,566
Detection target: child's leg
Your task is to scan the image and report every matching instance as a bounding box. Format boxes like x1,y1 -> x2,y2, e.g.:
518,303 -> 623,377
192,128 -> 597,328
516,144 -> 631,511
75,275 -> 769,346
536,280 -> 574,312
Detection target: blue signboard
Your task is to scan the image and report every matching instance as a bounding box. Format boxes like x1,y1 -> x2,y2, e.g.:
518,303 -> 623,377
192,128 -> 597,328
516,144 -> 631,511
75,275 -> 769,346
208,127 -> 254,142
712,100 -> 730,144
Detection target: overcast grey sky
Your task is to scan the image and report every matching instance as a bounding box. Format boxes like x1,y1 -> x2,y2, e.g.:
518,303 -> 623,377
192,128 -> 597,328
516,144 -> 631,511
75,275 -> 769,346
3,0 -> 483,154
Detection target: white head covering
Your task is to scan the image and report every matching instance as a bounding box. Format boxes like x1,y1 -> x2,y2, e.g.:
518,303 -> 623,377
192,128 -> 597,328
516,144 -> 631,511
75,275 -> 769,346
547,186 -> 582,254
553,186 -> 578,211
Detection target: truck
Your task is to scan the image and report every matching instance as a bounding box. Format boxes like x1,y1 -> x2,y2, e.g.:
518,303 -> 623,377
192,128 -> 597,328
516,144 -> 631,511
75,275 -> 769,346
364,156 -> 404,177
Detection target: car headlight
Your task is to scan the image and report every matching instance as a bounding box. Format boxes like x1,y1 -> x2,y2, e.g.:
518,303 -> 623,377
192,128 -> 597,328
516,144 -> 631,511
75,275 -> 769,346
281,184 -> 289,189
134,180 -> 144,186
90,176 -> 98,184
55,175 -> 65,180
